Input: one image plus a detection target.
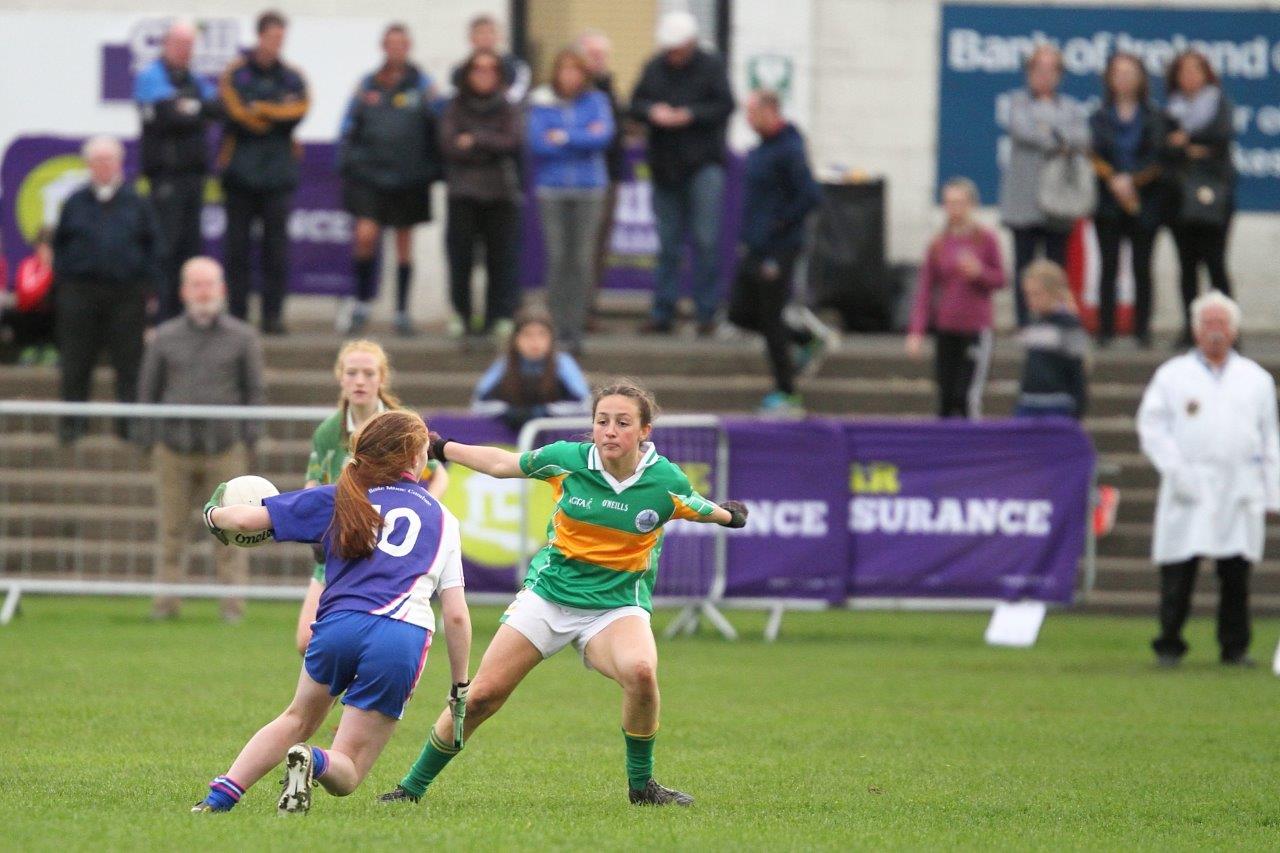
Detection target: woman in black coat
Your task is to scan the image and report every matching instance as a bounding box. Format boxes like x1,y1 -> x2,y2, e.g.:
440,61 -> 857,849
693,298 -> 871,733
1163,50 -> 1236,346
1088,52 -> 1168,348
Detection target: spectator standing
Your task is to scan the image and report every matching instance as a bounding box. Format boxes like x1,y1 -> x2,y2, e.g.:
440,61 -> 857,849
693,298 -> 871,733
1137,292 -> 1278,667
629,10 -> 734,336
135,19 -> 217,322
1164,50 -> 1236,348
4,227 -> 57,366
217,9 -> 309,335
440,49 -> 523,340
999,44 -> 1089,327
449,14 -> 531,105
577,29 -> 628,326
54,135 -> 160,443
139,256 -> 265,622
528,48 -> 614,355
906,177 -> 1005,419
727,90 -> 823,416
471,307 -> 590,432
1088,52 -> 1168,349
1014,260 -> 1087,419
337,23 -> 441,337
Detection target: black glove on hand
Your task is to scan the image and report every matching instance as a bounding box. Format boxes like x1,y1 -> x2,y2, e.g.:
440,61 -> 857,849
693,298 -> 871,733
428,431 -> 453,464
720,499 -> 749,529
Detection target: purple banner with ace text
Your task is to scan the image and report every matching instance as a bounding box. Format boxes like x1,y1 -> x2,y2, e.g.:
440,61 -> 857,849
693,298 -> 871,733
421,416 -> 1094,604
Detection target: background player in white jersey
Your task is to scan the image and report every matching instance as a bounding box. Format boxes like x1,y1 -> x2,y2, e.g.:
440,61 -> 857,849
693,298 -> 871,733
191,411 -> 470,815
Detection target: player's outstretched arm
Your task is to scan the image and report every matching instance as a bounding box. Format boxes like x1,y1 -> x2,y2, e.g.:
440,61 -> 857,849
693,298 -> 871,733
694,500 -> 749,528
430,435 -> 523,479
209,504 -> 271,533
202,483 -> 271,544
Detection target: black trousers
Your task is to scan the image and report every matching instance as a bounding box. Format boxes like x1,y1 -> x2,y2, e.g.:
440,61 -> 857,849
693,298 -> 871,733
1171,219 -> 1232,336
151,173 -> 205,321
727,251 -> 811,396
1153,555 -> 1251,661
934,331 -> 988,419
1095,215 -> 1156,340
445,196 -> 520,329
223,186 -> 291,326
1011,226 -> 1068,327
56,278 -> 146,440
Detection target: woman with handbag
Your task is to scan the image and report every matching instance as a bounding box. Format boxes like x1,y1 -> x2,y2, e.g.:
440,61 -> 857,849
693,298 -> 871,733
1088,52 -> 1168,349
1164,50 -> 1236,348
999,44 -> 1090,328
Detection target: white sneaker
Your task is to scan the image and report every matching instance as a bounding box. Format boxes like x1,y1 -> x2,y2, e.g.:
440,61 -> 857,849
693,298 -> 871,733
277,743 -> 314,816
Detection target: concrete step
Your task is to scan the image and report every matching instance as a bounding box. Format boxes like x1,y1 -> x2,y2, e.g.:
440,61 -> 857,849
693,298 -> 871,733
1091,556 -> 1280,592
1092,522 -> 1280,560
1082,588 -> 1280,616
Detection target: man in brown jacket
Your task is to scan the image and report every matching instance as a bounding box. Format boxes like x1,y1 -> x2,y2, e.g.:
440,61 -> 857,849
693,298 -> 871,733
139,256 -> 265,622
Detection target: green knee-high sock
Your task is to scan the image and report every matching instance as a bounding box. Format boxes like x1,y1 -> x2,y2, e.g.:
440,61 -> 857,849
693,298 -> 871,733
623,728 -> 657,792
401,728 -> 460,797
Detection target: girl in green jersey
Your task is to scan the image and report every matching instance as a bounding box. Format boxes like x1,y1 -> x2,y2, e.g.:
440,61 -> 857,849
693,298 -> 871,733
382,380 -> 747,806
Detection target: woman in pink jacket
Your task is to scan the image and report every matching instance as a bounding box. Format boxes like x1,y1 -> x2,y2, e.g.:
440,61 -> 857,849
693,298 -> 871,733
906,177 -> 1006,418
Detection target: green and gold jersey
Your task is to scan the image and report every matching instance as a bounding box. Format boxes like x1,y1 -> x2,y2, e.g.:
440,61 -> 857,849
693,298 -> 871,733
304,405 -> 440,583
518,440 -> 718,611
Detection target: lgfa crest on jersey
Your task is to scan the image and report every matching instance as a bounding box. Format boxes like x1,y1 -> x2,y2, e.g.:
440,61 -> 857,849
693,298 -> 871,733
634,509 -> 660,533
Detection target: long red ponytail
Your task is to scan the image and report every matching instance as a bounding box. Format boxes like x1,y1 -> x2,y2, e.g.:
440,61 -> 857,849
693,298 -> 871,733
329,410 -> 429,560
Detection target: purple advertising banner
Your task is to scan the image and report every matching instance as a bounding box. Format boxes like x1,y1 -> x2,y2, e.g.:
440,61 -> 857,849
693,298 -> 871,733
844,419 -> 1094,603
0,135 -> 354,296
420,415 -> 1094,605
2,134 -> 740,300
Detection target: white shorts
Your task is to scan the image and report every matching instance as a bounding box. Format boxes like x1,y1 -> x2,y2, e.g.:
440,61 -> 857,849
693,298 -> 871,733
500,589 -> 650,669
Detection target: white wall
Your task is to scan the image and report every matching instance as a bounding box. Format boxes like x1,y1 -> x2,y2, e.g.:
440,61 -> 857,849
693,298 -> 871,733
807,0 -> 1280,331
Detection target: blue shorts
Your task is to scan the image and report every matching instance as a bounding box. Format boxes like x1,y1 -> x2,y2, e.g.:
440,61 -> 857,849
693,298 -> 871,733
303,611 -> 431,720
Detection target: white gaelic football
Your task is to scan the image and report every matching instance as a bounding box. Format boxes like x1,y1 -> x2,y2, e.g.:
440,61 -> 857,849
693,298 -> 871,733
221,475 -> 279,548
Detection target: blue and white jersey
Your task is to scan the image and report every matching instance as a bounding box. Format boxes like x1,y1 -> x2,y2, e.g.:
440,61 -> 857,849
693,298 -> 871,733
265,479 -> 463,630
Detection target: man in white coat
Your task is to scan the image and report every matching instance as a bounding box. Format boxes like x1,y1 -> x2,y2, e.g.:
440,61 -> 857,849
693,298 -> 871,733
1137,291 -> 1280,667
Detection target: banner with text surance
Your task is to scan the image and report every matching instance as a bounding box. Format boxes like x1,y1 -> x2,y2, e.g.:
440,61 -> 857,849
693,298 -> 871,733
938,3 -> 1280,211
844,419 -> 1094,604
423,415 -> 1094,605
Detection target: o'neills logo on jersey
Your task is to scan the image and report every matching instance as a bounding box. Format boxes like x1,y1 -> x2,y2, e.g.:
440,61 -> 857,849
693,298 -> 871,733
848,461 -> 1052,537
602,499 -> 629,511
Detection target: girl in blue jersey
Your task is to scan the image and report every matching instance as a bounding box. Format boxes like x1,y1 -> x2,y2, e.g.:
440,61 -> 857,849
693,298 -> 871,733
191,411 -> 471,816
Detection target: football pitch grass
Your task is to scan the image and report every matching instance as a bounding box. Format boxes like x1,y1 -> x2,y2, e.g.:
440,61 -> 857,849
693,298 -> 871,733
3,598 -> 1279,851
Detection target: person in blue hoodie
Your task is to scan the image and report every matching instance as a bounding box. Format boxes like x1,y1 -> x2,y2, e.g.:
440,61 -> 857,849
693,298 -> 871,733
471,307 -> 590,432
727,90 -> 823,415
134,20 -> 218,322
527,48 -> 614,355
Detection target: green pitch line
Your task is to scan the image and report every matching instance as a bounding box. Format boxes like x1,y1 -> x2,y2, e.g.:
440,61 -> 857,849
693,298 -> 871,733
2,598 -> 1278,850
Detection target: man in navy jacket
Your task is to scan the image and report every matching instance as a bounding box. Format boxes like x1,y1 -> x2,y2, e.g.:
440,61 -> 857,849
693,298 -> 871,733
53,135 -> 161,442
727,90 -> 823,415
